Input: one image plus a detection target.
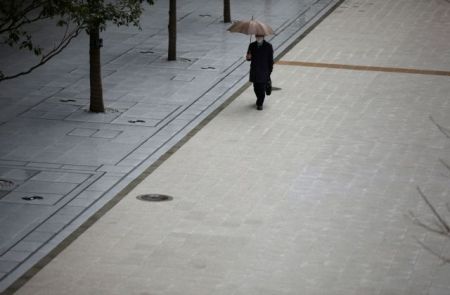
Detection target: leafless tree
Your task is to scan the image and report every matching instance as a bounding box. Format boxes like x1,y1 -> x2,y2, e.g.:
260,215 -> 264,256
409,116 -> 450,263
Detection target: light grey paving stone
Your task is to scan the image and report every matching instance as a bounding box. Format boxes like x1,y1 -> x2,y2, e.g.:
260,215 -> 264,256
172,74 -> 196,82
40,112 -> 69,120
67,197 -> 95,207
10,241 -> 42,253
36,222 -> 67,234
0,168 -> 39,181
85,175 -> 121,191
122,103 -> 181,119
65,109 -> 122,123
14,181 -> 78,195
114,158 -> 144,167
55,206 -> 85,218
1,251 -> 30,263
25,163 -> 62,169
0,261 -> 17,273
61,164 -> 100,171
67,128 -> 98,137
91,129 -> 122,139
30,102 -> 80,114
105,101 -> 136,110
109,129 -> 154,145
30,171 -> 91,184
0,204 -> 50,238
32,151 -> 67,164
96,165 -> 134,173
0,160 -> 27,167
29,87 -> 63,97
22,231 -> 55,243
59,142 -> 136,166
72,190 -> 103,201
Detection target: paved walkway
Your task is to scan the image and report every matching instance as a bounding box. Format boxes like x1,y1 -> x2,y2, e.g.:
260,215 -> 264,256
3,0 -> 450,294
0,0 -> 341,292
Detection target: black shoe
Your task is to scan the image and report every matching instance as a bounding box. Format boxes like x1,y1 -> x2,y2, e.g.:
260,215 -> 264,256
257,105 -> 263,110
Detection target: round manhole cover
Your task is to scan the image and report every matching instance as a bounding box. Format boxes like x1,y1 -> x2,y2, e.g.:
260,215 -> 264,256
136,194 -> 173,202
0,179 -> 15,190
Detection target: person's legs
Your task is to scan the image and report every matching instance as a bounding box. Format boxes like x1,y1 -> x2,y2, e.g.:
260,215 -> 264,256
253,83 -> 266,109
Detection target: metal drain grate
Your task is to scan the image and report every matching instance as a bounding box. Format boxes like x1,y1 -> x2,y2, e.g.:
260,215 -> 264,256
136,194 -> 173,202
22,196 -> 44,201
0,179 -> 15,190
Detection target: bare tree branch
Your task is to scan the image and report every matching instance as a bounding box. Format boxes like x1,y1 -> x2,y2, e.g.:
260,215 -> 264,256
0,1 -> 46,33
430,116 -> 450,139
433,219 -> 448,233
416,238 -> 450,265
439,159 -> 450,174
0,24 -> 82,81
411,113 -> 450,264
409,211 -> 449,236
417,186 -> 450,233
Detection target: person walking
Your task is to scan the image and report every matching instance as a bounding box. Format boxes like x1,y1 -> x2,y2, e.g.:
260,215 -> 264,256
246,34 -> 273,110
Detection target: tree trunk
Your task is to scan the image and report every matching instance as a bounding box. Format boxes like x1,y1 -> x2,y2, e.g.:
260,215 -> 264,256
223,0 -> 231,23
168,0 -> 176,61
89,24 -> 104,113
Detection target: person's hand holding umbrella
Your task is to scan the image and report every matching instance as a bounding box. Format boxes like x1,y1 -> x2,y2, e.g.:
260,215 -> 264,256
227,18 -> 274,61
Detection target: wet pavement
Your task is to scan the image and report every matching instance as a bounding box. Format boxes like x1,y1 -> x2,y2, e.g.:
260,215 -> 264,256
10,0 -> 450,293
3,0 -> 450,294
0,0 -> 341,292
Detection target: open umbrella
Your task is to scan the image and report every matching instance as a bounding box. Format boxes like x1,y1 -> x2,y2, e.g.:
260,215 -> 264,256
227,19 -> 274,36
227,18 -> 274,42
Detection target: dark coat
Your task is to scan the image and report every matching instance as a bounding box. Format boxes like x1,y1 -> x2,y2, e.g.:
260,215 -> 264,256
247,40 -> 274,83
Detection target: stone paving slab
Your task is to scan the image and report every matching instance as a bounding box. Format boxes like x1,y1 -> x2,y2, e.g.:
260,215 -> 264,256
5,0 -> 450,294
0,0 -> 342,292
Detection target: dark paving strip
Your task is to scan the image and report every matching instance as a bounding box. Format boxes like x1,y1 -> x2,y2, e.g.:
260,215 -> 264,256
276,60 -> 450,76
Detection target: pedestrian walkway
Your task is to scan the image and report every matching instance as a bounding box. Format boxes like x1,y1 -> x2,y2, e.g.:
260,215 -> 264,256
0,0 -> 342,292
5,0 -> 450,294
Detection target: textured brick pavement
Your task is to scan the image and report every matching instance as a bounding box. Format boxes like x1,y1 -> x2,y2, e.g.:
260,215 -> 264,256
9,0 -> 450,294
0,0 -> 340,291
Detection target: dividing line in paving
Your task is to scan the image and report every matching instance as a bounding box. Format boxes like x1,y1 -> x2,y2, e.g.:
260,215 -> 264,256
276,60 -> 450,77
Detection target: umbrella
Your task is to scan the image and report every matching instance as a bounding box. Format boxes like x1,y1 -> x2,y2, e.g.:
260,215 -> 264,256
227,18 -> 274,42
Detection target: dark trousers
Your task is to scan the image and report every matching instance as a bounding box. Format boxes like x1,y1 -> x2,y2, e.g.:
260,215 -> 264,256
253,82 -> 266,106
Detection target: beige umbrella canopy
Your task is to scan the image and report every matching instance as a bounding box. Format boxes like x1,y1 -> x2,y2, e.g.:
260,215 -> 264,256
227,19 -> 274,36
